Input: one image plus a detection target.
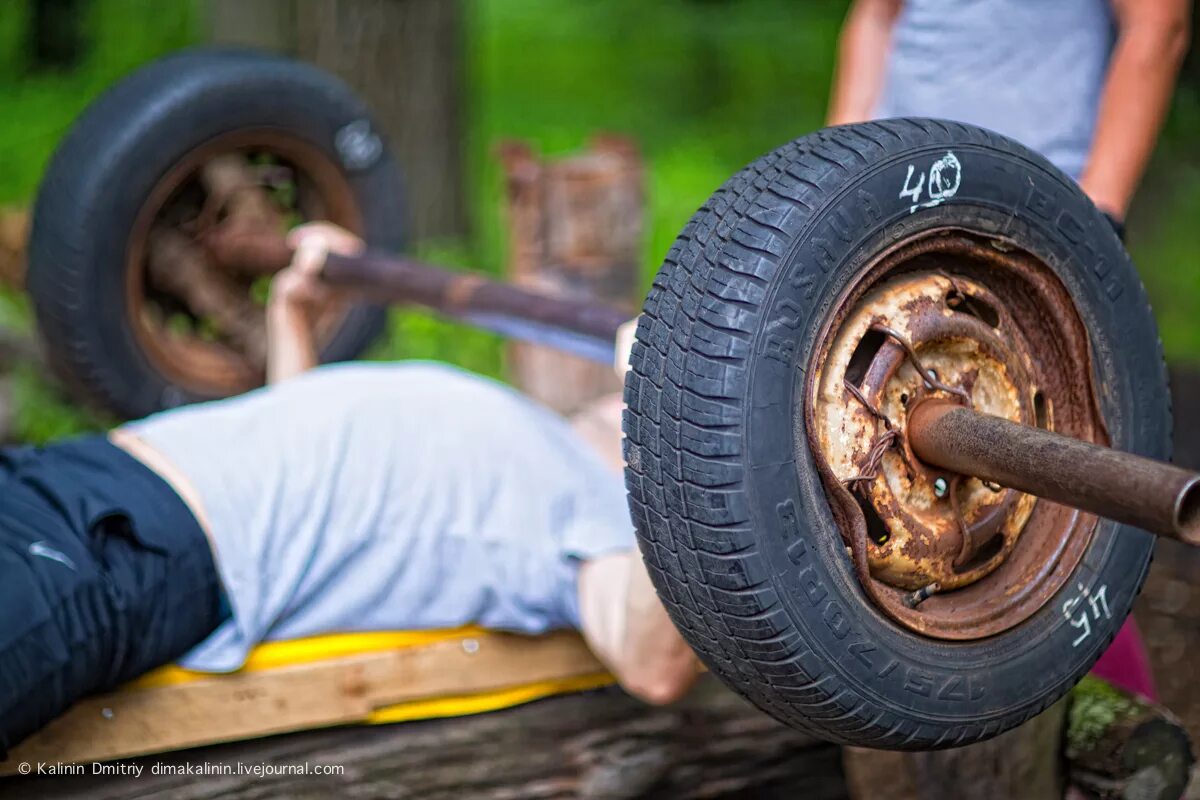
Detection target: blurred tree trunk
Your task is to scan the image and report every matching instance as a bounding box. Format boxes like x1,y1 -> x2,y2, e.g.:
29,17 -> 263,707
1132,368 -> 1200,768
207,0 -> 468,245
1188,12 -> 1200,90
27,0 -> 87,71
208,0 -> 296,52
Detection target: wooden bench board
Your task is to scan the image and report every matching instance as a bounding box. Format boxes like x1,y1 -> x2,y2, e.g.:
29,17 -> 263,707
4,629 -> 610,770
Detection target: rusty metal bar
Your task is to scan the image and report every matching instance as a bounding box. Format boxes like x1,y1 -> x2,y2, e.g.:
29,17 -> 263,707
201,225 -> 292,276
907,400 -> 1200,544
202,226 -> 630,363
321,252 -> 629,363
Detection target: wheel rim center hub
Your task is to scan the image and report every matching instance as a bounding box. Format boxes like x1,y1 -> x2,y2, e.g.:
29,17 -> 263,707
803,229 -> 1106,640
815,272 -> 1038,594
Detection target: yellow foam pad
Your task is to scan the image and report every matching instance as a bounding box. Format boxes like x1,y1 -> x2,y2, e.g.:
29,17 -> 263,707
133,626 -> 615,724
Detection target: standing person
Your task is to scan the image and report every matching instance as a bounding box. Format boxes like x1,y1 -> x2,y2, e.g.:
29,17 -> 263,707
829,0 -> 1191,702
828,0 -> 1191,232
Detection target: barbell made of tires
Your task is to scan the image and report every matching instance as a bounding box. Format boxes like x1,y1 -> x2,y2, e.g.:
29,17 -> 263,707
26,50 -> 1189,750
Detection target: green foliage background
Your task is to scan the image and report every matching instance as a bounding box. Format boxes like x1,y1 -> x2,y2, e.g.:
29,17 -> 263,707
0,0 -> 1197,442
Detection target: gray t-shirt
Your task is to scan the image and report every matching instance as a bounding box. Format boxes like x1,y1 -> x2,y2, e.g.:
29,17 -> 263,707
875,0 -> 1116,178
125,362 -> 634,672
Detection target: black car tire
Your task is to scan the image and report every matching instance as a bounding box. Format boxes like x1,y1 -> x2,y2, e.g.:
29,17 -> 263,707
28,48 -> 405,419
623,118 -> 1165,749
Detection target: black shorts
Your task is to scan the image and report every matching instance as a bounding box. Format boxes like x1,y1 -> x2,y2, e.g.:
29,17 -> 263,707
0,435 -> 226,757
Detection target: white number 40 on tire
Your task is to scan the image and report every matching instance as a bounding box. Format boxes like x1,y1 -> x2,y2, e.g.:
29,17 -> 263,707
900,151 -> 962,213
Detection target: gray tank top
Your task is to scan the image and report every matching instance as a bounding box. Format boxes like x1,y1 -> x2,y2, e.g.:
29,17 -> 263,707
125,362 -> 635,671
875,0 -> 1115,178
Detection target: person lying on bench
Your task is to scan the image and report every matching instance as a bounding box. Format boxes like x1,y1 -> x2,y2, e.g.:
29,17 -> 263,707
0,223 -> 700,756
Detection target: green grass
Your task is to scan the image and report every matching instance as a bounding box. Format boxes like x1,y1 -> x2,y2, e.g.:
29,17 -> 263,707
468,0 -> 845,283
1,0 -> 1198,443
1128,89 -> 1200,364
0,0 -> 199,204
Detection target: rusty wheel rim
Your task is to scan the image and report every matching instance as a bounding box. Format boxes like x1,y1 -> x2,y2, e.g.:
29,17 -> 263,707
126,129 -> 364,401
804,228 -> 1107,640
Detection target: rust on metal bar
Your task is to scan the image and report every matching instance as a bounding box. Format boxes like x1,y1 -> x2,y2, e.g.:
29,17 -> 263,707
321,252 -> 629,362
201,223 -> 294,275
907,399 -> 1200,544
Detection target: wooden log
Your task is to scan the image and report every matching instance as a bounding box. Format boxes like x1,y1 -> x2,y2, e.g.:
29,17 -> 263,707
844,679 -> 1195,800
500,137 -> 642,413
842,701 -> 1068,800
1134,366 -> 1200,762
0,678 -> 848,800
1066,676 -> 1194,800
